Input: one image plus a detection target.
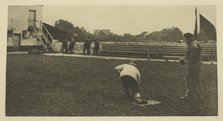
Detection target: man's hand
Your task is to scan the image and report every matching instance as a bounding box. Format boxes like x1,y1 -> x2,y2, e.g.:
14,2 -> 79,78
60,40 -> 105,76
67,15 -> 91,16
114,69 -> 120,76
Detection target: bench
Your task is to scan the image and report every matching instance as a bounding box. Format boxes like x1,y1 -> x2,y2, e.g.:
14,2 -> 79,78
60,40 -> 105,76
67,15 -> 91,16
99,43 -> 217,61
100,50 -> 148,58
99,44 -> 149,58
201,45 -> 216,61
162,46 -> 186,61
100,44 -> 166,59
162,55 -> 184,61
162,45 -> 217,62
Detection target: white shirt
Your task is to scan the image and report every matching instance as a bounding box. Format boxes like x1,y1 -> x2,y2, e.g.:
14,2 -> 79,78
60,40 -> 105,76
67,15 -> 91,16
114,64 -> 140,84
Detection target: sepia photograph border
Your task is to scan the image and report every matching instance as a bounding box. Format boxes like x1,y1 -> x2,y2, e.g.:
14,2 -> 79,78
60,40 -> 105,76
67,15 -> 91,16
0,0 -> 223,121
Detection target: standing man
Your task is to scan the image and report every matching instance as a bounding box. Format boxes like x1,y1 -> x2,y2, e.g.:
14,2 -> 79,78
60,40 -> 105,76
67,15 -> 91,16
86,38 -> 91,55
114,60 -> 146,104
179,33 -> 203,104
66,38 -> 70,54
62,39 -> 67,53
83,38 -> 87,54
83,38 -> 91,55
68,37 -> 75,54
93,39 -> 100,55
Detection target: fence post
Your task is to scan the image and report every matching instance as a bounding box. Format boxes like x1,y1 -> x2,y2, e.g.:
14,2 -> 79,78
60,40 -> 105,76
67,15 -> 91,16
147,45 -> 150,61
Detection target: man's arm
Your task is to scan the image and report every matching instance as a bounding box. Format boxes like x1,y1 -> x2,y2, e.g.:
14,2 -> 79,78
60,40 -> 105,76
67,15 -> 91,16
137,73 -> 141,85
114,65 -> 124,75
179,49 -> 189,65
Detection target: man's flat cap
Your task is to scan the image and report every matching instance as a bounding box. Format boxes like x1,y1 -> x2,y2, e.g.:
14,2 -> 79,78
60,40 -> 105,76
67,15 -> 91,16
183,33 -> 193,38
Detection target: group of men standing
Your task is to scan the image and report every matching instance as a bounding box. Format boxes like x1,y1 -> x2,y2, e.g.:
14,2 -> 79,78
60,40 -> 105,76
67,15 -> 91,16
62,37 -> 100,55
83,38 -> 100,55
62,36 -> 76,54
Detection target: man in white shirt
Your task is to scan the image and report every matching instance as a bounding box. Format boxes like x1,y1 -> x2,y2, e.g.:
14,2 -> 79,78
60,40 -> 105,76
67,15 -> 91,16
114,60 -> 141,101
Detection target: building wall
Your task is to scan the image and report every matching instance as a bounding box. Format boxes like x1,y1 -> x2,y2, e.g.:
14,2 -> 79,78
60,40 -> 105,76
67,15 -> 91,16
8,5 -> 43,33
8,5 -> 43,47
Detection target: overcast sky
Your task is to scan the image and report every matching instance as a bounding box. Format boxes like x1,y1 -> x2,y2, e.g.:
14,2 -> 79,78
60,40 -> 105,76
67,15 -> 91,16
42,5 -> 215,35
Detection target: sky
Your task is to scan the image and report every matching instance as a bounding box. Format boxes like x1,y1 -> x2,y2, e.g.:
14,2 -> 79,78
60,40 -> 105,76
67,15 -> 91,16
42,5 -> 216,35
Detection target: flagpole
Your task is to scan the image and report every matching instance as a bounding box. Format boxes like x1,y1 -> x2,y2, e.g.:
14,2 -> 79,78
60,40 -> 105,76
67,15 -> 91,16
194,7 -> 198,40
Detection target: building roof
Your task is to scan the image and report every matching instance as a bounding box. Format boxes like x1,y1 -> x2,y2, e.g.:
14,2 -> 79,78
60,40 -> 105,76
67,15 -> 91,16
42,22 -> 70,41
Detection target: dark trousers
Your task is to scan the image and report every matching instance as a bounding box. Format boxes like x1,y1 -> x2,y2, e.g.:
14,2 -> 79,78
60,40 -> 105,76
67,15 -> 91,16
83,46 -> 90,55
183,62 -> 204,114
63,45 -> 67,53
87,47 -> 90,55
186,62 -> 203,101
93,49 -> 99,55
120,75 -> 139,98
68,46 -> 74,54
83,45 -> 86,54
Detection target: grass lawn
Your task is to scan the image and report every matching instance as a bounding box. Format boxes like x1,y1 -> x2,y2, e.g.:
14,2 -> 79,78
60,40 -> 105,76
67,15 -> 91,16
6,54 -> 218,116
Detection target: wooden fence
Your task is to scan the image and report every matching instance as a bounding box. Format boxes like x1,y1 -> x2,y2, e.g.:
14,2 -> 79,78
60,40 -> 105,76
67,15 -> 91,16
99,42 -> 216,61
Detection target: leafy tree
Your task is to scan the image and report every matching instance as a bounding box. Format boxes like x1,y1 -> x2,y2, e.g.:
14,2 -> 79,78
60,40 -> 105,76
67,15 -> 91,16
123,33 -> 135,41
135,31 -> 148,41
54,19 -> 74,34
54,19 -> 93,41
147,27 -> 183,42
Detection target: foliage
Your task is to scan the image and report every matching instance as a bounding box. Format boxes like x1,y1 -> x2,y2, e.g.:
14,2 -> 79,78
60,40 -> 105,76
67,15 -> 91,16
54,19 -> 92,41
54,19 -> 185,42
55,19 -> 74,34
146,27 -> 184,41
123,33 -> 135,41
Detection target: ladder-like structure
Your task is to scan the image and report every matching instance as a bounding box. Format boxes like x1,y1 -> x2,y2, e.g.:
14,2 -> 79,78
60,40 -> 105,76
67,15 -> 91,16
33,22 -> 54,52
37,25 -> 53,52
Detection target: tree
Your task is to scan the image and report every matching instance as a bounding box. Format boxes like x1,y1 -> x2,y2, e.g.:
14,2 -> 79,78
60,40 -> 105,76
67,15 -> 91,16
54,19 -> 93,41
123,33 -> 135,41
135,31 -> 148,41
147,27 -> 183,42
54,19 -> 74,34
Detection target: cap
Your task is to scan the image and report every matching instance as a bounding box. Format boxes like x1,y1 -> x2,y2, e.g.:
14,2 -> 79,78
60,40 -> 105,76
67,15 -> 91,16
183,33 -> 193,38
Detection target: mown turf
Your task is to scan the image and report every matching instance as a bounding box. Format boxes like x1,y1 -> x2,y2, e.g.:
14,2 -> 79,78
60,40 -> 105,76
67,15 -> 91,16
6,54 -> 218,116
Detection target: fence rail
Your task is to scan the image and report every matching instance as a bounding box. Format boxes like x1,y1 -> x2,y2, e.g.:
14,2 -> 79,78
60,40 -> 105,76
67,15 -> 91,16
99,43 -> 216,61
